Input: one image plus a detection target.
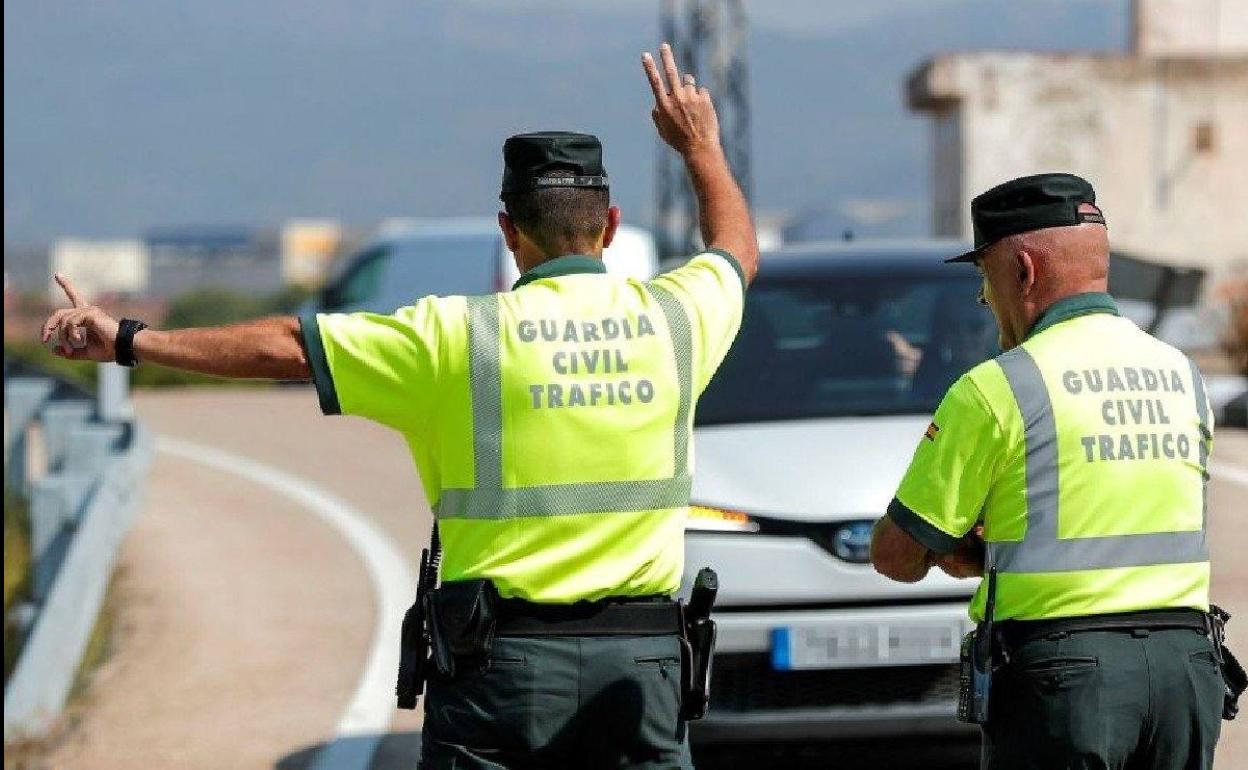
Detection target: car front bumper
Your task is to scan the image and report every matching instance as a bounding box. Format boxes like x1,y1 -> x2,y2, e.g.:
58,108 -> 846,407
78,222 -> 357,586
692,602 -> 979,743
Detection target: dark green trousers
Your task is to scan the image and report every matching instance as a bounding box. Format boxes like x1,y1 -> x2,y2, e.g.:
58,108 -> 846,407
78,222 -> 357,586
419,633 -> 695,770
983,627 -> 1224,770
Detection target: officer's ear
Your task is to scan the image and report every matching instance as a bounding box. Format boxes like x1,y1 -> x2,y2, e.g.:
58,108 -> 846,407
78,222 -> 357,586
1015,248 -> 1037,297
498,211 -> 522,255
601,206 -> 622,249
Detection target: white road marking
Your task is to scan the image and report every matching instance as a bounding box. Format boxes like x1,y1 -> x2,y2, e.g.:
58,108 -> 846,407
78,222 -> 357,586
1212,463 -> 1248,489
157,436 -> 415,770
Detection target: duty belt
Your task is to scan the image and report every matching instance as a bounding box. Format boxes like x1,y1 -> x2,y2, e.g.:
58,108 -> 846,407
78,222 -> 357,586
494,595 -> 683,637
998,608 -> 1208,648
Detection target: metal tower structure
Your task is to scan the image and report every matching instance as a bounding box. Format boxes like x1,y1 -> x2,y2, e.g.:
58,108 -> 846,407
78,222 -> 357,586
655,0 -> 752,258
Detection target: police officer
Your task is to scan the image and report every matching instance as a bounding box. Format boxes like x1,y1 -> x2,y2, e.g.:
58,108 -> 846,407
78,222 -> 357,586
870,173 -> 1225,769
41,44 -> 757,769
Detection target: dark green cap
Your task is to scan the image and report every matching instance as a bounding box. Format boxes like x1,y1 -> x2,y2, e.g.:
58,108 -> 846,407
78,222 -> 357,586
500,131 -> 609,199
947,172 -> 1106,263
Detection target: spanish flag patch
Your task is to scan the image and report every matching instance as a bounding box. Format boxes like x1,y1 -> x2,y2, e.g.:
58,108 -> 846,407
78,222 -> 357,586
924,422 -> 940,441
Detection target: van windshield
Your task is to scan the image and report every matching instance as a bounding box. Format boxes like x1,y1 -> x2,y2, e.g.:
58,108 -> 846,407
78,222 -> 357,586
695,272 -> 999,425
322,245 -> 389,312
386,233 -> 502,300
322,232 -> 504,315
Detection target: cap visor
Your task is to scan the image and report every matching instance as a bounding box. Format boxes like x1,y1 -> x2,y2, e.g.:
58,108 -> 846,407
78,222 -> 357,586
945,248 -> 982,264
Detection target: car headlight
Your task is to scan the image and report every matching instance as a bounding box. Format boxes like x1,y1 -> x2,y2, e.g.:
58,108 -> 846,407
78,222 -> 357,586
686,504 -> 760,533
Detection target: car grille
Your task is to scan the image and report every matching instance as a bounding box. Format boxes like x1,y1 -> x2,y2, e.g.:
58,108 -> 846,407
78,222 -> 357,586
710,653 -> 960,712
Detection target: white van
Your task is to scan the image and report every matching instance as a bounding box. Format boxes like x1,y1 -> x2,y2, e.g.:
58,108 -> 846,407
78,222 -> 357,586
315,218 -> 659,315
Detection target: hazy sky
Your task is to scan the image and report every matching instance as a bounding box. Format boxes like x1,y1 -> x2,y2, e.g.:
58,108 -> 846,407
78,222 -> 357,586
3,0 -> 1128,244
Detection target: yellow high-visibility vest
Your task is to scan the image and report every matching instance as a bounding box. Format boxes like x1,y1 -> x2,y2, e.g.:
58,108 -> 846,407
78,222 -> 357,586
302,251 -> 745,602
889,293 -> 1212,621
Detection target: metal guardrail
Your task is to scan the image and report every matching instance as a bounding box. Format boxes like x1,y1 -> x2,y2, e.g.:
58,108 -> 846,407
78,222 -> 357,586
3,363 -> 153,741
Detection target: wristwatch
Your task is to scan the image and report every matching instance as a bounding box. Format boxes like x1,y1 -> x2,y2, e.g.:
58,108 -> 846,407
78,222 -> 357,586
115,318 -> 149,367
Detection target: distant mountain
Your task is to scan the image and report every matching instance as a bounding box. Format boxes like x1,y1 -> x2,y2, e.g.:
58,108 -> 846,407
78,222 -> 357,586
3,0 -> 1127,243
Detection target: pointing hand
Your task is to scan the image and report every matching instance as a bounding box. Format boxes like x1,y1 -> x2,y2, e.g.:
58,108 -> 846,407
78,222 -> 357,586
39,274 -> 121,362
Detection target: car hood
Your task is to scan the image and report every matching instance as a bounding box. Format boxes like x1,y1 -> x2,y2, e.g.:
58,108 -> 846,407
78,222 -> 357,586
691,415 -> 931,522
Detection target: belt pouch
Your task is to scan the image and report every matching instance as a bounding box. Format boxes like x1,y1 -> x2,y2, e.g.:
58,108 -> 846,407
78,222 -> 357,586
430,579 -> 499,659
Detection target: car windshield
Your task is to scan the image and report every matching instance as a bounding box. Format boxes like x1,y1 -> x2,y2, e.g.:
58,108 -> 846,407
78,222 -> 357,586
695,270 -> 1000,425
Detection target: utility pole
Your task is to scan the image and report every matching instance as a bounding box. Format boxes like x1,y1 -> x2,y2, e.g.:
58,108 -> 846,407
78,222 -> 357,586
655,0 -> 752,258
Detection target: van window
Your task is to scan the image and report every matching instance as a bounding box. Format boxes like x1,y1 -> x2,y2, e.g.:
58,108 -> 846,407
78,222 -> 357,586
380,234 -> 502,308
323,245 -> 389,312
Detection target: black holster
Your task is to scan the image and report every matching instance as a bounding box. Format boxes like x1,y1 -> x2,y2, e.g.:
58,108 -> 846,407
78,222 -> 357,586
427,579 -> 499,679
680,568 -> 719,721
956,624 -> 996,724
1209,605 -> 1248,721
396,543 -> 436,710
957,567 -> 999,725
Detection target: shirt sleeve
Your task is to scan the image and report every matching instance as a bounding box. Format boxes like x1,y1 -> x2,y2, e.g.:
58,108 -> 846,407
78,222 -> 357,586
646,248 -> 747,394
299,297 -> 444,431
887,374 -> 1004,554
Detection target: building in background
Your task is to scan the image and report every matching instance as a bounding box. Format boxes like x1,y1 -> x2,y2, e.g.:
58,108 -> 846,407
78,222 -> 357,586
144,226 -> 282,298
907,0 -> 1248,276
280,219 -> 342,288
48,239 -> 148,301
1132,0 -> 1248,56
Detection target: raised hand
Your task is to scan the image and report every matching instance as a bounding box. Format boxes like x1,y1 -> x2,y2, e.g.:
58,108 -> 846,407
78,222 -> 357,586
40,274 -> 120,362
642,43 -> 721,159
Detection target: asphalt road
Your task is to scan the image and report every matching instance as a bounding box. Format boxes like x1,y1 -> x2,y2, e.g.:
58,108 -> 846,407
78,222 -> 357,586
34,389 -> 1248,770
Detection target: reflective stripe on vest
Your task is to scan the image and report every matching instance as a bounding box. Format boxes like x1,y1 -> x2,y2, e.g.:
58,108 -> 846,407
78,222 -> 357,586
1189,356 -> 1213,528
986,347 -> 1211,574
434,287 -> 695,520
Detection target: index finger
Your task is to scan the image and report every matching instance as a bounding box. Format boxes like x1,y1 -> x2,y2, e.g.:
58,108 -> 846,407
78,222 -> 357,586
55,273 -> 84,308
641,52 -> 668,103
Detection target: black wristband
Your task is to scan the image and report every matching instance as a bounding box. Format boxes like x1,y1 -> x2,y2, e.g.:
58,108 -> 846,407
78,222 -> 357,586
115,318 -> 149,367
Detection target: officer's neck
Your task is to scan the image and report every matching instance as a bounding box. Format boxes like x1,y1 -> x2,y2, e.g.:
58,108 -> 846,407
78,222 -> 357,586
515,245 -> 604,275
1028,279 -> 1109,320
1017,280 -> 1110,339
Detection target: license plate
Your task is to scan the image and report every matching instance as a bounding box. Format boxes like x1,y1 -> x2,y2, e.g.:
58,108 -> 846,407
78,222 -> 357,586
771,620 -> 968,670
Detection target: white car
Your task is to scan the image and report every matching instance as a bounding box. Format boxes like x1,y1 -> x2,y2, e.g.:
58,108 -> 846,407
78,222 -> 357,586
683,241 -> 997,745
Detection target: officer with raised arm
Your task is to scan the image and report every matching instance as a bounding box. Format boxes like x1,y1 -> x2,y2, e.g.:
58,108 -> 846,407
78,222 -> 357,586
42,44 -> 755,769
869,174 -> 1240,769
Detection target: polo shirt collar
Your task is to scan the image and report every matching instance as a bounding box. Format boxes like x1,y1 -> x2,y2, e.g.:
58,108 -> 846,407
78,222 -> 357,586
512,254 -> 606,290
1026,291 -> 1120,340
